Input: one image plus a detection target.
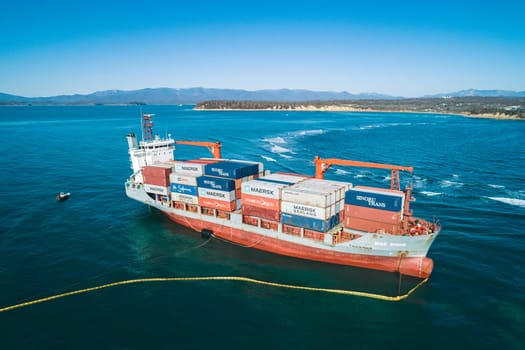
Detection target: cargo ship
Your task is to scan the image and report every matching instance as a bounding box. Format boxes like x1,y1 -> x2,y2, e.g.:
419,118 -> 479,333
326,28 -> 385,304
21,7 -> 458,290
125,113 -> 440,278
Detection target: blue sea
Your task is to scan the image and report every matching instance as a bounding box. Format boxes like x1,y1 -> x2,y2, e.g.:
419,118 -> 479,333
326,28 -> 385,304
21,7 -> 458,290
0,105 -> 523,349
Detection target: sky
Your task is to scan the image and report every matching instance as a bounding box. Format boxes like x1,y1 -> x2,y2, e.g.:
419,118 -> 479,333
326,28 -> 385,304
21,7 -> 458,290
1,0 -> 524,97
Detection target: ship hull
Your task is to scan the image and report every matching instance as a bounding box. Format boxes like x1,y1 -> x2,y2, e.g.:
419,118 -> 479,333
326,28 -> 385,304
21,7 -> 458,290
165,211 -> 433,278
126,178 -> 436,279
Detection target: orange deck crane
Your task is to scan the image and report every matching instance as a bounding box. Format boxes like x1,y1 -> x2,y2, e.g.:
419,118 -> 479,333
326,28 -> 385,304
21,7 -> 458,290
314,156 -> 415,232
174,140 -> 222,159
313,156 -> 413,191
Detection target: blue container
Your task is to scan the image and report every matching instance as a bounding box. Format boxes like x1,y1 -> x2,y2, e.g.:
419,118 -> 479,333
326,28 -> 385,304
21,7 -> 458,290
170,184 -> 198,196
345,189 -> 403,212
204,161 -> 258,179
281,213 -> 333,232
197,175 -> 235,191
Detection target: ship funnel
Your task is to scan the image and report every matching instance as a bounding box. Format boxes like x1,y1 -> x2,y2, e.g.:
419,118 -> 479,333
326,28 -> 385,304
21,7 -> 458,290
126,132 -> 139,150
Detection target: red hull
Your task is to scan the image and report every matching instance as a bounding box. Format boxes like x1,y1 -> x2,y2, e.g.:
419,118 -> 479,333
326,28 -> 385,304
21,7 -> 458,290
167,212 -> 433,278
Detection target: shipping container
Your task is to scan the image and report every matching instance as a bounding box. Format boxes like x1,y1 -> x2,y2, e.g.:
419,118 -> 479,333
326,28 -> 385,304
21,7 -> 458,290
241,180 -> 287,200
199,197 -> 237,211
170,183 -> 198,196
242,204 -> 281,222
171,193 -> 199,205
227,159 -> 265,174
197,175 -> 236,192
173,161 -> 208,176
344,204 -> 402,223
143,175 -> 170,187
303,229 -> 325,241
142,164 -> 172,178
198,188 -> 236,201
188,159 -> 221,164
258,173 -> 309,185
204,161 -> 259,179
345,188 -> 404,212
281,201 -> 333,220
282,187 -> 335,207
169,173 -> 198,186
344,216 -> 400,234
144,184 -> 170,195
281,212 -> 335,232
241,193 -> 281,210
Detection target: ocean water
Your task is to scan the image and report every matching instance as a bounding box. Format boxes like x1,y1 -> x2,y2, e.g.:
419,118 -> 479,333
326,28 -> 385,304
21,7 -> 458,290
0,105 -> 523,349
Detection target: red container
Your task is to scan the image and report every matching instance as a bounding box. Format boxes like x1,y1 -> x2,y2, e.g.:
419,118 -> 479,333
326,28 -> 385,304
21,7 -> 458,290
142,165 -> 171,178
344,204 -> 402,223
242,204 -> 281,222
241,193 -> 281,210
199,197 -> 237,211
344,216 -> 400,234
143,174 -> 169,187
304,229 -> 325,241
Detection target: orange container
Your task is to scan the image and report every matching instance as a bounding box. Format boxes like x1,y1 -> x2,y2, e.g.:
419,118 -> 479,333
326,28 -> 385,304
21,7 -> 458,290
344,216 -> 400,234
242,204 -> 281,222
240,193 -> 280,210
142,165 -> 171,178
143,175 -> 169,187
344,204 -> 401,223
198,197 -> 237,211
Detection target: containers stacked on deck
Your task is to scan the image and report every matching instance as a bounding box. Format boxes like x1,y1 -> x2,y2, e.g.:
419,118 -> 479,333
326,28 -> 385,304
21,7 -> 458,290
169,159 -> 217,205
199,160 -> 260,211
344,186 -> 405,234
280,178 -> 352,233
167,159 -> 261,212
241,173 -> 309,223
142,163 -> 172,196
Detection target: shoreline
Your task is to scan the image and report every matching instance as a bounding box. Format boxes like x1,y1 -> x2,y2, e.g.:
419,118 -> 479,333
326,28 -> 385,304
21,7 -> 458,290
193,106 -> 523,120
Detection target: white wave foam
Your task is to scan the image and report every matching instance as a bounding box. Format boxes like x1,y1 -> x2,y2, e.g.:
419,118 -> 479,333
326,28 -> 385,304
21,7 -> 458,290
357,122 -> 409,130
354,174 -> 366,178
488,197 -> 525,208
335,169 -> 349,175
420,191 -> 443,197
270,145 -> 294,154
488,184 -> 505,189
291,129 -> 324,136
440,180 -> 464,188
261,155 -> 276,162
263,137 -> 287,144
279,154 -> 292,159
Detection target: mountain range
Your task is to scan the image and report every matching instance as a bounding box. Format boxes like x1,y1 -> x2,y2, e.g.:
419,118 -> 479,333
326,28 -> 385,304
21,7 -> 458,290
1,88 -> 524,105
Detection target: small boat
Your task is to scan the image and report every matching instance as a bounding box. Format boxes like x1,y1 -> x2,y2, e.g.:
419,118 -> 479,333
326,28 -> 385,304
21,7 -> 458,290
56,192 -> 70,201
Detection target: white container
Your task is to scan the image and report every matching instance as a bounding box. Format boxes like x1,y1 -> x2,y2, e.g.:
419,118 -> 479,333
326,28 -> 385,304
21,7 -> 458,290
169,173 -> 198,186
198,188 -> 236,201
281,201 -> 331,220
144,184 -> 170,195
173,161 -> 207,176
260,173 -> 309,184
171,193 -> 199,205
241,180 -> 287,200
282,187 -> 334,207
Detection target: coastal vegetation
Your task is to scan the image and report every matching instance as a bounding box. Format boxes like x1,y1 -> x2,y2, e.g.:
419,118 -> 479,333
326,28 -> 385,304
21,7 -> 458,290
194,97 -> 525,119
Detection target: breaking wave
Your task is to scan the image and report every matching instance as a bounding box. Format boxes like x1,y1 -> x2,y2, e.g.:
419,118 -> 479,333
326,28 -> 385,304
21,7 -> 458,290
263,137 -> 287,144
488,197 -> 525,208
488,184 -> 505,189
261,155 -> 277,162
289,129 -> 325,137
440,180 -> 464,188
420,191 -> 443,197
270,145 -> 294,154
